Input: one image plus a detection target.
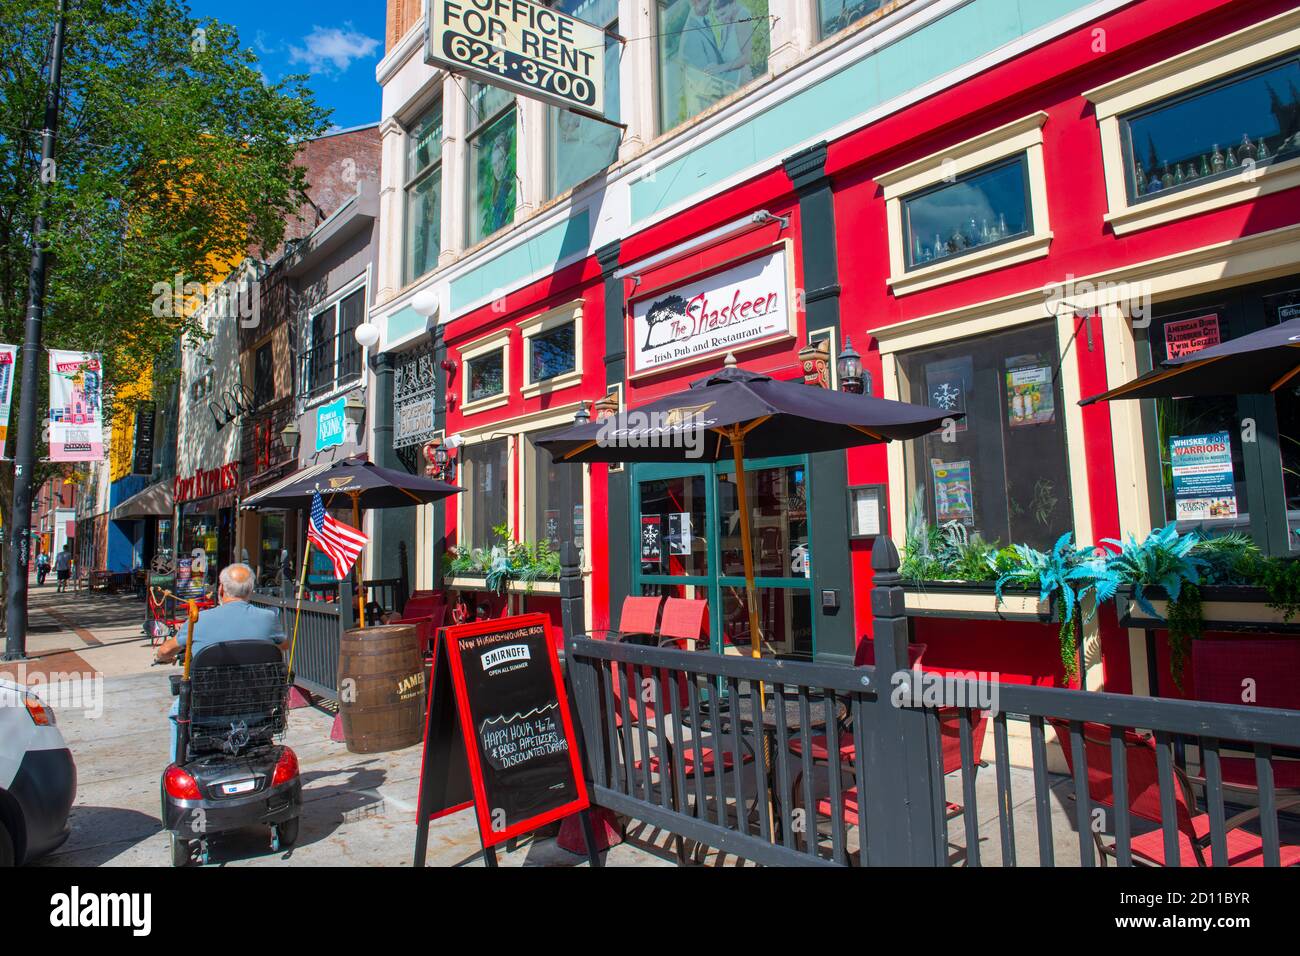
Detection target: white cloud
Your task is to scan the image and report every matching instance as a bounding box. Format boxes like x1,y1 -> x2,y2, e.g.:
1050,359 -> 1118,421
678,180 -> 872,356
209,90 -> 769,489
288,24 -> 380,76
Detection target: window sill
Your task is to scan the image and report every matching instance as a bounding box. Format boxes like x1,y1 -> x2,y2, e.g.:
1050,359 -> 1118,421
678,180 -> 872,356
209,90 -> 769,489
520,369 -> 582,399
887,232 -> 1053,297
1105,155 -> 1300,236
460,393 -> 509,416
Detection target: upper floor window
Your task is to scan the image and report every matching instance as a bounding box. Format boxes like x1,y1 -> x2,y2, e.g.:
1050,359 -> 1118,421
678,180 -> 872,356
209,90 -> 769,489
405,100 -> 443,282
657,0 -> 770,132
460,328 -> 511,412
817,0 -> 883,42
467,81 -> 517,245
304,284 -> 365,402
252,342 -> 274,407
549,0 -> 621,196
902,155 -> 1032,270
1122,54 -> 1300,203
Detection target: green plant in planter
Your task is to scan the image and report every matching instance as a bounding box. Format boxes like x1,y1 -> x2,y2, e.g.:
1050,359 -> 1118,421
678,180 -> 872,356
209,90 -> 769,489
1192,532 -> 1260,585
441,523 -> 562,595
993,533 -> 1120,681
1103,524 -> 1207,689
1248,555 -> 1300,622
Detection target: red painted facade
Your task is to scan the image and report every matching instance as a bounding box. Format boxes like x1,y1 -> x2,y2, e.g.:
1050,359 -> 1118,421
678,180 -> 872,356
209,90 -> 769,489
436,0 -> 1300,691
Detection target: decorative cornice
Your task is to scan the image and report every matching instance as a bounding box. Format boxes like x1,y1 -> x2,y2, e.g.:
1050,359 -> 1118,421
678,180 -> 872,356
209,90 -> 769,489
783,141 -> 830,193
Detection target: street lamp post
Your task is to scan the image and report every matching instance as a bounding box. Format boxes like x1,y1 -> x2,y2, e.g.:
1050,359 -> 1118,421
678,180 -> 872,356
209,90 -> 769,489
6,0 -> 69,661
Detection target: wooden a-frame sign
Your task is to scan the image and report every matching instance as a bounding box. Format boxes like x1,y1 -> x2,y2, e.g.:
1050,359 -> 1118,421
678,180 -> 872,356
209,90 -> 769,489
412,613 -> 599,867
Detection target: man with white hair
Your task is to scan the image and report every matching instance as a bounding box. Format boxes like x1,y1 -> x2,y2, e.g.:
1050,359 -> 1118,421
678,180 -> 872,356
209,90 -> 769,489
155,563 -> 286,757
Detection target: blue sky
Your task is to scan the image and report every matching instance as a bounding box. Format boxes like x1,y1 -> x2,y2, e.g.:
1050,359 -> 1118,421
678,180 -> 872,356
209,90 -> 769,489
189,1 -> 387,131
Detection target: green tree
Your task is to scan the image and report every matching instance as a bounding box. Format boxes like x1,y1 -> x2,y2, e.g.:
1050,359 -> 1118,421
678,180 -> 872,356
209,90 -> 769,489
0,0 -> 328,613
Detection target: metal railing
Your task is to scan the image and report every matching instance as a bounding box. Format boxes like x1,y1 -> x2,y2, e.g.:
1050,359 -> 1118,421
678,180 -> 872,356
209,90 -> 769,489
562,538 -> 1300,867
250,580 -> 353,699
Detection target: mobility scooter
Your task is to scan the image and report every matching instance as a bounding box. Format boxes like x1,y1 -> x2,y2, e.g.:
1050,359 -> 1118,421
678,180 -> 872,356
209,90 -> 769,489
161,601 -> 302,867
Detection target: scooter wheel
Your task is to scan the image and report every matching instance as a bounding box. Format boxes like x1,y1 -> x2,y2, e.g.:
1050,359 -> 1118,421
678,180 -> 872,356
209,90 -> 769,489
273,817 -> 300,850
169,833 -> 192,868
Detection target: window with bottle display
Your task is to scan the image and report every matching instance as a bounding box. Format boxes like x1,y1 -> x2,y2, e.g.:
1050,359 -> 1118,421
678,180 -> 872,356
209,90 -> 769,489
901,155 -> 1031,271
1122,53 -> 1300,202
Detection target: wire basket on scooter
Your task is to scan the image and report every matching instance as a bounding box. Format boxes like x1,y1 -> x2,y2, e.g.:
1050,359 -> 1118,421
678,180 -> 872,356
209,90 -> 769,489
188,661 -> 289,755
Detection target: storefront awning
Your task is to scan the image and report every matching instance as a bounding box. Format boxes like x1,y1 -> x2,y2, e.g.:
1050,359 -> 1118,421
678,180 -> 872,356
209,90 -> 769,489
109,481 -> 173,521
240,461 -> 333,510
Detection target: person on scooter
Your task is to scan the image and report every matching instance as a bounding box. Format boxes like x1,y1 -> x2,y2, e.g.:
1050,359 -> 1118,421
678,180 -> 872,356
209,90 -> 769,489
154,562 -> 286,758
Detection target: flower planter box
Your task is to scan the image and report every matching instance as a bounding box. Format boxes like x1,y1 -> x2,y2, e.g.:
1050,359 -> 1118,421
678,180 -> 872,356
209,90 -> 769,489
446,575 -> 561,596
1116,584 -> 1300,634
901,581 -> 1054,623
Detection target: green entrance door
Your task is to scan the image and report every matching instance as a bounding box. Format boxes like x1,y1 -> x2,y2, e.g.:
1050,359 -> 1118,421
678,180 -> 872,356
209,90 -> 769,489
631,456 -> 815,658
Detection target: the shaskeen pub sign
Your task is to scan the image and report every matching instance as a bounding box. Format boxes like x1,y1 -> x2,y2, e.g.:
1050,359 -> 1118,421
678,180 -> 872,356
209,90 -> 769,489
424,0 -> 608,118
629,242 -> 797,378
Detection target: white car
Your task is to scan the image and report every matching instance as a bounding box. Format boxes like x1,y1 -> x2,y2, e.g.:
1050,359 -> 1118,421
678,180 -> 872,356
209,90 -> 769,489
0,678 -> 77,865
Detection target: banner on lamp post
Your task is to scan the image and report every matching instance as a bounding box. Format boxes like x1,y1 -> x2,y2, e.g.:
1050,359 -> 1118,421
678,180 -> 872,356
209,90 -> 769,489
0,344 -> 16,456
48,349 -> 104,462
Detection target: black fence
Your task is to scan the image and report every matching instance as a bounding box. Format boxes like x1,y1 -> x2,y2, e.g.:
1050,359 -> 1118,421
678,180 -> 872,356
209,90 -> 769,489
563,538 -> 1300,866
251,580 -> 353,698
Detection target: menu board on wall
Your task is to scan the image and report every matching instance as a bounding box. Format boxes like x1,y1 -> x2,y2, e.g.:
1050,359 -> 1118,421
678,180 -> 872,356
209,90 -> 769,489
412,614 -> 590,863
1170,431 -> 1237,521
628,243 -> 796,378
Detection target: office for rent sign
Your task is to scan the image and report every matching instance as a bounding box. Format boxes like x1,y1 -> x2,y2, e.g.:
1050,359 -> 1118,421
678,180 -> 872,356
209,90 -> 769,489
425,0 -> 607,117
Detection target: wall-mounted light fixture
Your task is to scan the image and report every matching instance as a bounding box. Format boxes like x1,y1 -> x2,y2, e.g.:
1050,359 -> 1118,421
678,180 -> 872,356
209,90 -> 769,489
837,337 -> 866,395
354,322 -> 380,349
280,421 -> 301,454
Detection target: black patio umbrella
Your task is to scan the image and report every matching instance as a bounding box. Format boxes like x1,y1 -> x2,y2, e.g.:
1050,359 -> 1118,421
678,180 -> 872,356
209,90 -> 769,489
1080,317 -> 1300,405
248,456 -> 461,631
537,365 -> 957,658
246,455 -> 463,511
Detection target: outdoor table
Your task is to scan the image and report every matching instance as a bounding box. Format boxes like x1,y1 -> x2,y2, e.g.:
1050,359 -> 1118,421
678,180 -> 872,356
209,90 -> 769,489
688,684 -> 849,842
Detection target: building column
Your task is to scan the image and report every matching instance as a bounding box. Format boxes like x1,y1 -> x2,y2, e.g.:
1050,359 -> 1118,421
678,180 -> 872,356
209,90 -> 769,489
783,141 -> 854,664
518,98 -> 548,218
376,118 -> 406,305
371,351 -> 403,581
441,75 -> 468,266
597,240 -> 630,620
770,0 -> 818,74
617,0 -> 655,159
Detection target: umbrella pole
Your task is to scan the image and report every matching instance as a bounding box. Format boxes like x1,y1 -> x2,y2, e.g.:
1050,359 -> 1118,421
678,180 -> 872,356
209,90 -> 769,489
352,491 -> 365,629
730,433 -> 762,660
288,538 -> 312,675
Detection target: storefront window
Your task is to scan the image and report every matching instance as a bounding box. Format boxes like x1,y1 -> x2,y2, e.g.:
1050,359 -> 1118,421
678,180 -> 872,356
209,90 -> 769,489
638,474 -> 710,577
525,434 -> 584,552
304,285 -> 366,401
466,346 -> 505,403
902,155 -> 1031,270
898,322 -> 1073,551
405,100 -> 443,282
1266,287 -> 1300,550
461,438 -> 509,548
530,322 -> 576,383
816,0 -> 883,41
258,513 -> 285,586
720,586 -> 812,659
717,463 -> 809,579
549,0 -> 620,196
467,81 -> 516,245
1122,54 -> 1300,202
656,0 -> 769,132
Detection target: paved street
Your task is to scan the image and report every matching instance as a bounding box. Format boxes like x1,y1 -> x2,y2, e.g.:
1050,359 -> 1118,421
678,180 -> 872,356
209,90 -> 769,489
2,582 -> 673,868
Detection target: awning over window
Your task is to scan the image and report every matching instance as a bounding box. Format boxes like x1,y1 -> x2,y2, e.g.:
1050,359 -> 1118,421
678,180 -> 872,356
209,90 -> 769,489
109,481 -> 173,520
240,461 -> 332,510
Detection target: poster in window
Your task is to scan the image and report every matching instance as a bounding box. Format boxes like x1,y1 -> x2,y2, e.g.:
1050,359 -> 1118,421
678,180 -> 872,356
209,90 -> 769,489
640,515 -> 662,563
666,512 -> 692,555
931,459 -> 974,525
475,113 -> 516,241
1005,364 -> 1055,427
1164,314 -> 1221,360
1170,431 -> 1237,521
924,356 -> 971,433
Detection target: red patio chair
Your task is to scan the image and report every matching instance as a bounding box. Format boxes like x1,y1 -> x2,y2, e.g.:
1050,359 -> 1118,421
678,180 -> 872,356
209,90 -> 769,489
588,594 -> 666,644
1189,638 -> 1300,794
393,595 -> 448,656
1049,718 -> 1300,867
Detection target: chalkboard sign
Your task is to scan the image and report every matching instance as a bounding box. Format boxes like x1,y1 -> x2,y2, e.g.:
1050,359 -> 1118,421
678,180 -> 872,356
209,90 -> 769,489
413,613 -> 591,863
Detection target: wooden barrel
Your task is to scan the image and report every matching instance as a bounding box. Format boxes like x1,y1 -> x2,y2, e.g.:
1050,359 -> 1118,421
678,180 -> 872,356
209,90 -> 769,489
337,624 -> 426,754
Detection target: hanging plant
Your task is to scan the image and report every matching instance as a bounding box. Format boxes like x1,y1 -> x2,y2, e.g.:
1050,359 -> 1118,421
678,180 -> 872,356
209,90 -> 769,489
993,533 -> 1120,681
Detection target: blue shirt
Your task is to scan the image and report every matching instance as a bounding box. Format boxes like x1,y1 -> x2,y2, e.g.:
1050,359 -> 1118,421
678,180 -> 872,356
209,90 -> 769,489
177,600 -> 285,656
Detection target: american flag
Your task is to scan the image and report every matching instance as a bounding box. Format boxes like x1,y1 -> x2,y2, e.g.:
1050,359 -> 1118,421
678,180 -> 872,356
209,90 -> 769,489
308,490 -> 368,580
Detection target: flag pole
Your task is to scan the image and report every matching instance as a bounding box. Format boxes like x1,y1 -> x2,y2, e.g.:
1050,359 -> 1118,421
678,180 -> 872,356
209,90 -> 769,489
287,537 -> 312,676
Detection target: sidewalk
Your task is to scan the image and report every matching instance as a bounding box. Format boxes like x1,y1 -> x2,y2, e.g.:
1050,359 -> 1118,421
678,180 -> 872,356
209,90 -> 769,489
3,582 -> 671,868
